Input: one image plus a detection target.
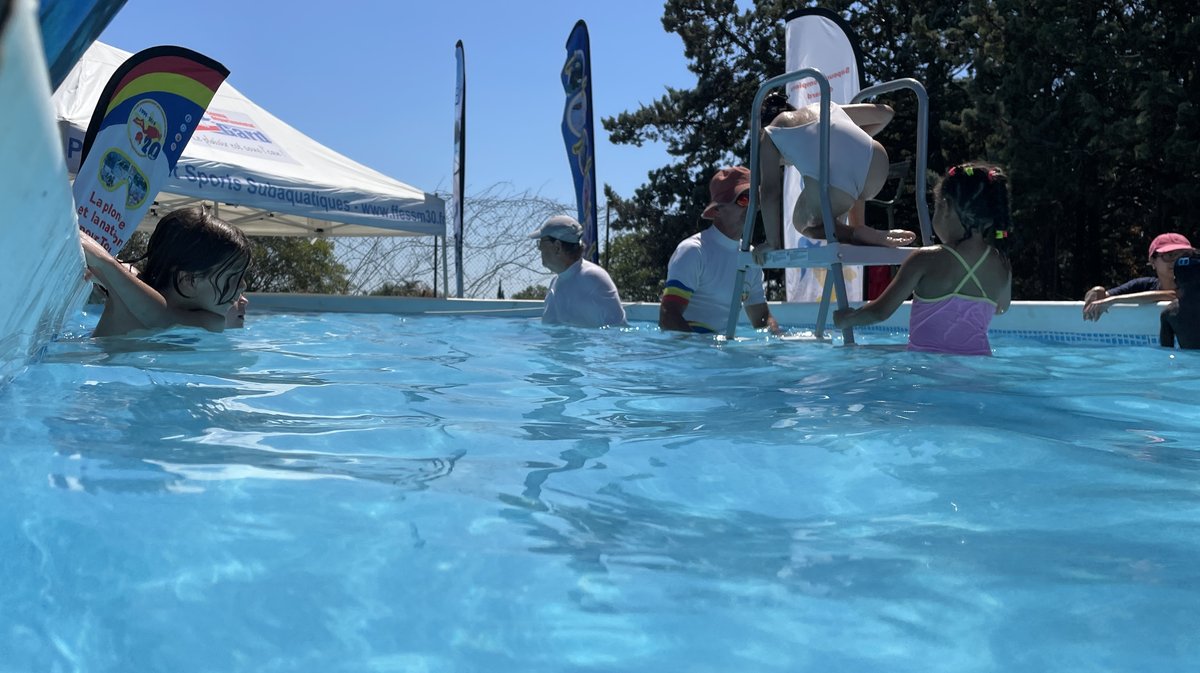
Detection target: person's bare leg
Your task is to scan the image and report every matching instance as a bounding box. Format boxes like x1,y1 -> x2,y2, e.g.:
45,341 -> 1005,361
758,133 -> 785,251
848,198 -> 866,229
797,182 -> 860,242
841,143 -> 915,246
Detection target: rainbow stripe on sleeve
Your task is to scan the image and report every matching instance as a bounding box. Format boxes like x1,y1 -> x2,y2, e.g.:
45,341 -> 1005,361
661,280 -> 716,333
661,279 -> 692,306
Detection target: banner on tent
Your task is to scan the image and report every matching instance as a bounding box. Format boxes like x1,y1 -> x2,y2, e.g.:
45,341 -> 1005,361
561,20 -> 598,263
63,128 -> 447,234
73,45 -> 227,255
782,9 -> 865,303
191,108 -> 297,163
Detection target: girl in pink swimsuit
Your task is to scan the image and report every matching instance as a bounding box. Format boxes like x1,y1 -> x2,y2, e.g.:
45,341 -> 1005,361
833,162 -> 1013,355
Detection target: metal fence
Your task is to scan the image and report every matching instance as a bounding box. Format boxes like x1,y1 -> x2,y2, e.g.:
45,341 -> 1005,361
334,184 -> 596,298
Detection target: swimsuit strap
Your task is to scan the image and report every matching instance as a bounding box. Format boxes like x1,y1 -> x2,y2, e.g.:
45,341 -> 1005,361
944,246 -> 992,298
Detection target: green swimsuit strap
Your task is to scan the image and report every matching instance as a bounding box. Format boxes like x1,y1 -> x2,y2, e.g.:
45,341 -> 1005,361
943,246 -> 992,298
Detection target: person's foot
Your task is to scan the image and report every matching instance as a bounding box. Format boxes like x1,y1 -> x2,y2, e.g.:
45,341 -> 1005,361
846,226 -> 916,247
751,243 -> 776,265
800,223 -> 830,241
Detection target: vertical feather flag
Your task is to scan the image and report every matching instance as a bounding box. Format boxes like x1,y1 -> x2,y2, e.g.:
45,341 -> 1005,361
453,40 -> 466,298
782,8 -> 866,302
561,20 -> 598,263
38,0 -> 130,90
72,45 -> 228,255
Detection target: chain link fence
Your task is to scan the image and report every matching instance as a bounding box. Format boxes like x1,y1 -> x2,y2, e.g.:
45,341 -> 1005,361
334,184 -> 608,298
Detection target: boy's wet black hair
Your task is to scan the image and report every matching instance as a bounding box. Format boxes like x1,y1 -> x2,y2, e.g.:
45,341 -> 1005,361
128,206 -> 252,305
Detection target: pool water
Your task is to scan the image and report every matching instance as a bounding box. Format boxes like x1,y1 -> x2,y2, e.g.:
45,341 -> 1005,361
2,311 -> 1198,672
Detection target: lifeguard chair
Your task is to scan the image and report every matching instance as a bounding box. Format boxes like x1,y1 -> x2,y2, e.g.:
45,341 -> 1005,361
722,69 -> 934,342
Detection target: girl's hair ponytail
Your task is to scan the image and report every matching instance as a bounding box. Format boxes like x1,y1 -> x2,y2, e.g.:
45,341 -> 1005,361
936,162 -> 1011,244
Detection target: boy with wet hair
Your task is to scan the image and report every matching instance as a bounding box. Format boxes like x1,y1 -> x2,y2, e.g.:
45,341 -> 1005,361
1159,254 -> 1200,349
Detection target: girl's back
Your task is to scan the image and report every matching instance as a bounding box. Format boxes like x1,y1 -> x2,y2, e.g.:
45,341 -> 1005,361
913,242 -> 1010,304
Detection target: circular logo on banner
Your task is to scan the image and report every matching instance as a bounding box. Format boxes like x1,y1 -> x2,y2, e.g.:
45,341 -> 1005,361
128,99 -> 166,160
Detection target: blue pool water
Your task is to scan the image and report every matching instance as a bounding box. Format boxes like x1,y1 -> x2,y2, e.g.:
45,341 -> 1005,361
2,311 -> 1198,672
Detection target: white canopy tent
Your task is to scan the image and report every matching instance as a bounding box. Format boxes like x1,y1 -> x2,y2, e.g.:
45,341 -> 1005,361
52,41 -> 445,238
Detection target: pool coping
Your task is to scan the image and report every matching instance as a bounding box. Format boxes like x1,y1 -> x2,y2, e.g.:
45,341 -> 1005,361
244,294 -> 1166,346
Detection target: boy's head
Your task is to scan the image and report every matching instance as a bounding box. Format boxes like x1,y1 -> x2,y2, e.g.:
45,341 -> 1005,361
1173,254 -> 1200,298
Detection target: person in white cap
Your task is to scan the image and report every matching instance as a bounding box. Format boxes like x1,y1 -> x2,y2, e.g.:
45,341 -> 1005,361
529,215 -> 626,327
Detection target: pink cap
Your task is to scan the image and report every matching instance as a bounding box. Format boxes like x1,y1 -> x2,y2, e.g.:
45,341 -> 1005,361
1148,233 -> 1192,259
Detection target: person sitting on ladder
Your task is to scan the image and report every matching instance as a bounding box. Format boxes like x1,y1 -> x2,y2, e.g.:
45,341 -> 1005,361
757,90 -> 916,250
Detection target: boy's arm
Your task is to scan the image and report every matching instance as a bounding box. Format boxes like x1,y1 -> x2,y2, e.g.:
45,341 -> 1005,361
81,232 -> 225,333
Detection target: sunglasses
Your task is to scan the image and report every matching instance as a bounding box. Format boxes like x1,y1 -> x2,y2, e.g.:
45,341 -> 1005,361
1153,249 -> 1190,263
730,191 -> 750,208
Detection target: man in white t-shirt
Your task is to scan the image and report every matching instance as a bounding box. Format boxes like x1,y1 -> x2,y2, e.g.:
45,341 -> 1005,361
659,166 -> 779,334
529,215 -> 626,328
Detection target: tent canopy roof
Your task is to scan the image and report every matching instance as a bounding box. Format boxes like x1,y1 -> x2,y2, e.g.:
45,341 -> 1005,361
54,41 -> 445,237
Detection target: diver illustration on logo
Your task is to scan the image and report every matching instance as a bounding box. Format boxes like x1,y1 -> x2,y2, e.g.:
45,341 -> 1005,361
128,99 -> 166,160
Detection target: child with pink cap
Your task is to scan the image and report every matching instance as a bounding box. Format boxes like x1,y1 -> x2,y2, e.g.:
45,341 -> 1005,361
1082,233 -> 1194,321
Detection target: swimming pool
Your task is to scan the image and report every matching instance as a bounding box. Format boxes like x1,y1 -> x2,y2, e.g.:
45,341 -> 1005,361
2,310 -> 1197,671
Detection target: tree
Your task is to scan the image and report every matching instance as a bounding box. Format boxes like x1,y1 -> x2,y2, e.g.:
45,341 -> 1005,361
115,231 -> 352,294
245,237 -> 351,294
601,0 -> 975,298
512,284 -> 548,300
954,0 -> 1200,298
603,1 -> 1200,300
370,280 -> 434,296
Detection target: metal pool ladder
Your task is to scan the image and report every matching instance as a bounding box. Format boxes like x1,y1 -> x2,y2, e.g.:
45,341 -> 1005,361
722,70 -> 934,343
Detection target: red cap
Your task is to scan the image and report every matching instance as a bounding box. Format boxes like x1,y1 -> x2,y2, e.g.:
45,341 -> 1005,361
1148,233 -> 1192,259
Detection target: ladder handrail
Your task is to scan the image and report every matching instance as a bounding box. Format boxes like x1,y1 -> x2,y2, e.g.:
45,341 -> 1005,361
723,68 -> 837,339
722,73 -> 933,342
851,78 -> 932,246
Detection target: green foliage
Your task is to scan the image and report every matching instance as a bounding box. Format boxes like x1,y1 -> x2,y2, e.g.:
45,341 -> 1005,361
603,1 -> 1200,300
118,231 -> 353,294
601,0 -> 789,264
246,237 -> 351,294
370,280 -> 434,296
512,284 -> 549,300
953,0 -> 1200,298
604,226 -> 667,302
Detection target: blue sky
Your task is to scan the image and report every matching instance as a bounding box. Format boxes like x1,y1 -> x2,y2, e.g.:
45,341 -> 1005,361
97,1 -> 699,207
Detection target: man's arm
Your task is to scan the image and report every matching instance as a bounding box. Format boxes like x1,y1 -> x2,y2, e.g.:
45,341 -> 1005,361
745,302 -> 780,334
659,297 -> 692,332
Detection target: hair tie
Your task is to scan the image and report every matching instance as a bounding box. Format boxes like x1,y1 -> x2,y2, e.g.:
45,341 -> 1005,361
948,164 -> 1000,182
995,230 -> 1008,239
